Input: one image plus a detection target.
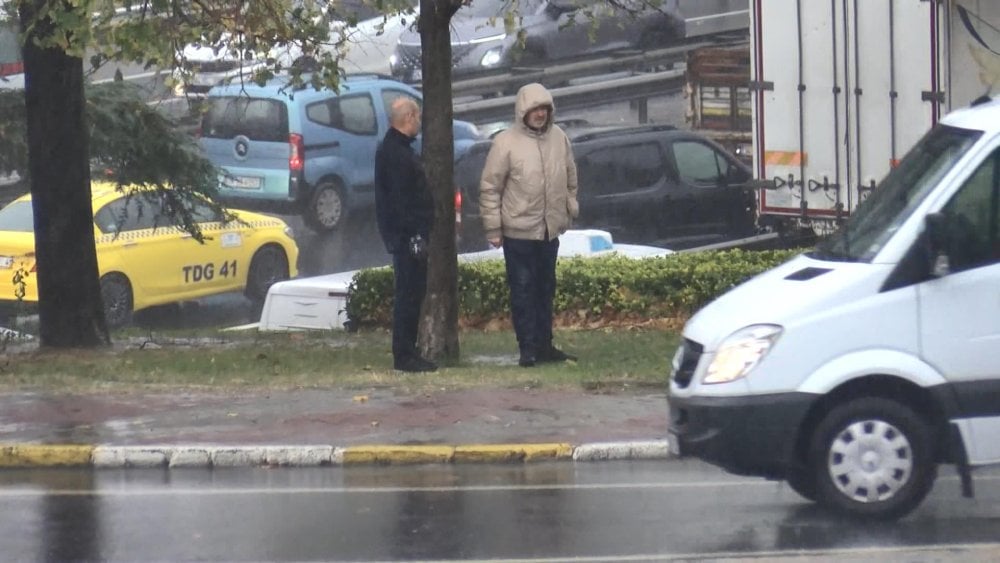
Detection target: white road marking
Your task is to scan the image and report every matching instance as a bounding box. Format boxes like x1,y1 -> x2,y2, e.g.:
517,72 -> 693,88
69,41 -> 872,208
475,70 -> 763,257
398,542 -> 1000,562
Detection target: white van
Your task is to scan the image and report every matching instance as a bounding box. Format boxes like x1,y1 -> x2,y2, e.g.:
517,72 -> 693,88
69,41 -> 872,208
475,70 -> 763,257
668,95 -> 1000,520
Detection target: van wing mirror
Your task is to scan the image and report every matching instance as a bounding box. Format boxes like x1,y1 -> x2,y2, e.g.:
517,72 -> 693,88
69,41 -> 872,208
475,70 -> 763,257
924,212 -> 951,277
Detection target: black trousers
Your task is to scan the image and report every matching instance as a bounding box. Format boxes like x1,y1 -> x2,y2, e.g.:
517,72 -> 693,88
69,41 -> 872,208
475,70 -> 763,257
391,251 -> 427,361
502,236 -> 560,357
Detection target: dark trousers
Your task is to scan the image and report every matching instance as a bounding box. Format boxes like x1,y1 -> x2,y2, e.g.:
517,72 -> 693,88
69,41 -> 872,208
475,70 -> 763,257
502,236 -> 559,357
392,251 -> 427,361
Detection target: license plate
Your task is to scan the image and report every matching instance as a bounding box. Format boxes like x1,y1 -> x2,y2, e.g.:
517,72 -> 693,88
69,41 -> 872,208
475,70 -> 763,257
222,175 -> 262,190
0,256 -> 12,269
667,431 -> 681,456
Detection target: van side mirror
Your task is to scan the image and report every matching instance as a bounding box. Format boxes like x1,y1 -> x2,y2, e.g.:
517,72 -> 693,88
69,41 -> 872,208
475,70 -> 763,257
925,212 -> 951,277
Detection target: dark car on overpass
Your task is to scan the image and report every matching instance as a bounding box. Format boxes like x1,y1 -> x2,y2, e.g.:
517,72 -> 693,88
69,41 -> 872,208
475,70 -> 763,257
455,123 -> 757,252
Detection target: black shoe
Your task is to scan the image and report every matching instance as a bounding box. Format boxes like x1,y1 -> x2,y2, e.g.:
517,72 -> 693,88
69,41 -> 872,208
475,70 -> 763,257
518,354 -> 536,368
394,356 -> 438,373
537,346 -> 576,363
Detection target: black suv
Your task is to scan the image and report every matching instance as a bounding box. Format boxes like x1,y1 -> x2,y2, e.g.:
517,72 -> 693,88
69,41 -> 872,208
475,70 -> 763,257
455,124 -> 757,252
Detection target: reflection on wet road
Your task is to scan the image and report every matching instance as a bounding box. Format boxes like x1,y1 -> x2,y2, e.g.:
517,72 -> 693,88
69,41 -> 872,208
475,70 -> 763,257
1,460 -> 999,561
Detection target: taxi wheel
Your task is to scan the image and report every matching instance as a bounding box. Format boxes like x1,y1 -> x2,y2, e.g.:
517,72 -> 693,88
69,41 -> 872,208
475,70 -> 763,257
808,397 -> 937,520
100,273 -> 133,329
246,245 -> 289,303
303,182 -> 344,233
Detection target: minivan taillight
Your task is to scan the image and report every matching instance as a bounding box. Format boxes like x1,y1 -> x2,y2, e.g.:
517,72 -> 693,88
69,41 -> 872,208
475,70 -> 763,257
289,133 -> 304,172
454,189 -> 462,223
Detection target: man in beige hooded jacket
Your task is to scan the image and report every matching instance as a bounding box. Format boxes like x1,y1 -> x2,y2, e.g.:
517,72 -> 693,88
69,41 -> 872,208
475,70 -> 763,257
479,83 -> 579,367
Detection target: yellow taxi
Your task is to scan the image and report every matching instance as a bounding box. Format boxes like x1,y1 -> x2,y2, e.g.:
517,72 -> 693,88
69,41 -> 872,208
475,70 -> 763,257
0,182 -> 299,327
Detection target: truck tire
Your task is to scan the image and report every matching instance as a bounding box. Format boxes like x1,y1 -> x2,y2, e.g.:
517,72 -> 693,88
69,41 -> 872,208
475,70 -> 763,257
808,397 -> 936,520
303,181 -> 344,233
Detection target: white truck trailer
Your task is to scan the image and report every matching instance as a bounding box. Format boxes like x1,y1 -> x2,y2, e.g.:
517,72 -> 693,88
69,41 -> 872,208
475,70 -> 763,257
751,0 -> 999,232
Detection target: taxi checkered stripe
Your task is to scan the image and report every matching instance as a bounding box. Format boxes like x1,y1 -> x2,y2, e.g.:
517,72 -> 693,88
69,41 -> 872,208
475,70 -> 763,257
95,219 -> 282,244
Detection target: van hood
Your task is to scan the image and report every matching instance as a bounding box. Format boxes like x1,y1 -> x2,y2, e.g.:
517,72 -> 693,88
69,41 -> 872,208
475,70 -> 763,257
684,253 -> 896,352
398,15 -> 506,45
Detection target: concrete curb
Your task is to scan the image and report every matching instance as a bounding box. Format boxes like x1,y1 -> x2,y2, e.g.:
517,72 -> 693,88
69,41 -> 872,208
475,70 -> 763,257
0,440 -> 672,469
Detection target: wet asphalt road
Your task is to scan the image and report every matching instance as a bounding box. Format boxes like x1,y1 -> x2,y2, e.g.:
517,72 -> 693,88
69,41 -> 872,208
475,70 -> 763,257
2,460 -> 999,562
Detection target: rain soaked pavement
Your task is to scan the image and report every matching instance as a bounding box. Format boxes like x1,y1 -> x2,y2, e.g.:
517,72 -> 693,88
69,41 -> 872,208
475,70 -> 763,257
1,461 -> 999,561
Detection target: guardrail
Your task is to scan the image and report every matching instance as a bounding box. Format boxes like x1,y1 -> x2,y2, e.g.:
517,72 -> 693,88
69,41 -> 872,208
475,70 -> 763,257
444,38 -> 722,99
453,68 -> 686,124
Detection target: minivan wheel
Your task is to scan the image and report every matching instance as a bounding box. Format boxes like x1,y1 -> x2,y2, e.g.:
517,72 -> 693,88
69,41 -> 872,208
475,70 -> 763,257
808,397 -> 936,520
304,182 -> 344,233
784,465 -> 818,502
100,273 -> 133,329
245,245 -> 290,303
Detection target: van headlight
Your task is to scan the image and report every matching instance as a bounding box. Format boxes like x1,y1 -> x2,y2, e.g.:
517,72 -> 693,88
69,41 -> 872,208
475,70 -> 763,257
480,47 -> 503,67
703,324 -> 782,384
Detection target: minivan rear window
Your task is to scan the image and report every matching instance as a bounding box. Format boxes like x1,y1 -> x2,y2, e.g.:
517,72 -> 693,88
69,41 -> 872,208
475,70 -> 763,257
201,97 -> 289,142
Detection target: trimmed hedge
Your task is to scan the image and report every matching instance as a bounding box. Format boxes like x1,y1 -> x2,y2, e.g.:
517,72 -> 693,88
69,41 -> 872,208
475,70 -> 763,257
346,248 -> 803,328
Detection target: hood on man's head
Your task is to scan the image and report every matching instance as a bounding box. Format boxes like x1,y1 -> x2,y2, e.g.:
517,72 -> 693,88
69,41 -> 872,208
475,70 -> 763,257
515,83 -> 555,131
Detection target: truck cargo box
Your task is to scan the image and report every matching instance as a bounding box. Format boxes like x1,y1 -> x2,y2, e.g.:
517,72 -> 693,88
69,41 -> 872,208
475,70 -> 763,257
751,0 -> 999,225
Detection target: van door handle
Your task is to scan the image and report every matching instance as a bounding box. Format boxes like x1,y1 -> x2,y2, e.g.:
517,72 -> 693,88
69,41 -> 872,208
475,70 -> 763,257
313,141 -> 340,150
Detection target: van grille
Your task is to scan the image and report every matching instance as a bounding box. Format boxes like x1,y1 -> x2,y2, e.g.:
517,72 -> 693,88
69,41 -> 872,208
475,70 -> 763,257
671,338 -> 703,389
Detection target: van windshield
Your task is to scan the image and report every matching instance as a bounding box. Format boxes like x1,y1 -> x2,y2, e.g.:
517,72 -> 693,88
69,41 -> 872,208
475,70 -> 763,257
812,124 -> 982,262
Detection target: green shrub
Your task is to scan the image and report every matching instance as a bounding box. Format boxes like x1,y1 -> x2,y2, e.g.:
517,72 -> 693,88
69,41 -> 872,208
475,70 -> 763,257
346,248 -> 803,328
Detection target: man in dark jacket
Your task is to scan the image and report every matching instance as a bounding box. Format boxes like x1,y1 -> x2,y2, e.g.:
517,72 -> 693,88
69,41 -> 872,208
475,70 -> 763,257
374,97 -> 437,373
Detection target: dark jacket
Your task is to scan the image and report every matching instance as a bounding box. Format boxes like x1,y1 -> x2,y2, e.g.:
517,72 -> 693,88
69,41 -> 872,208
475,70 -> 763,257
374,127 -> 434,254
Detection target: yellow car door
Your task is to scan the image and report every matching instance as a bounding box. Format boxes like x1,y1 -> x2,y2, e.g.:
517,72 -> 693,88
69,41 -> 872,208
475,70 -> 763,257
93,193 -> 229,306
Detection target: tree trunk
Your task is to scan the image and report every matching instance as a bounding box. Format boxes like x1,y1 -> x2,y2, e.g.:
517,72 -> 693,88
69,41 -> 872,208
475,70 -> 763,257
20,0 -> 109,347
416,0 -> 461,361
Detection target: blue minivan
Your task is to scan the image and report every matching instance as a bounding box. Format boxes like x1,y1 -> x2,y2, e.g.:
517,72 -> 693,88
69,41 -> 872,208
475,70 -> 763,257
199,75 -> 481,232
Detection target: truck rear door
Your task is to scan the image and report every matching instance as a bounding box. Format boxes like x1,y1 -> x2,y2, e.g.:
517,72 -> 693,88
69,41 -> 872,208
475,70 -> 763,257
751,0 -> 939,221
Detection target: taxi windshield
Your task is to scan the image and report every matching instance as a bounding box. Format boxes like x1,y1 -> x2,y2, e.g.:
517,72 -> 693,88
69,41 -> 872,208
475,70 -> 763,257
812,124 -> 982,262
0,201 -> 34,232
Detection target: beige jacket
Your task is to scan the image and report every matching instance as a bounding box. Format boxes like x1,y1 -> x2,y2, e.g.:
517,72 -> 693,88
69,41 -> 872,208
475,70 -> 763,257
478,83 -> 579,241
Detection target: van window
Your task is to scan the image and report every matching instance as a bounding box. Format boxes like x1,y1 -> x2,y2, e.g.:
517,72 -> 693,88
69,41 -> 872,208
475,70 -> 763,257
940,149 -> 1000,272
578,143 -> 663,196
672,141 -> 724,185
380,89 -> 421,119
307,94 -> 377,135
201,97 -> 289,142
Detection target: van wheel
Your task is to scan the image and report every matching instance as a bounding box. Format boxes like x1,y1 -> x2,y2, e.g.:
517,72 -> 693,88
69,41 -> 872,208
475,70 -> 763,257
784,465 -> 817,502
304,181 -> 344,233
100,273 -> 133,329
808,397 -> 936,520
245,245 -> 290,303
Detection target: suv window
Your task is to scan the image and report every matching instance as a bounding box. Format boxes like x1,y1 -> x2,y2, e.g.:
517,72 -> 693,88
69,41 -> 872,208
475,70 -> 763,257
673,140 -> 726,185
578,142 -> 664,196
202,97 -> 289,142
306,93 -> 378,135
